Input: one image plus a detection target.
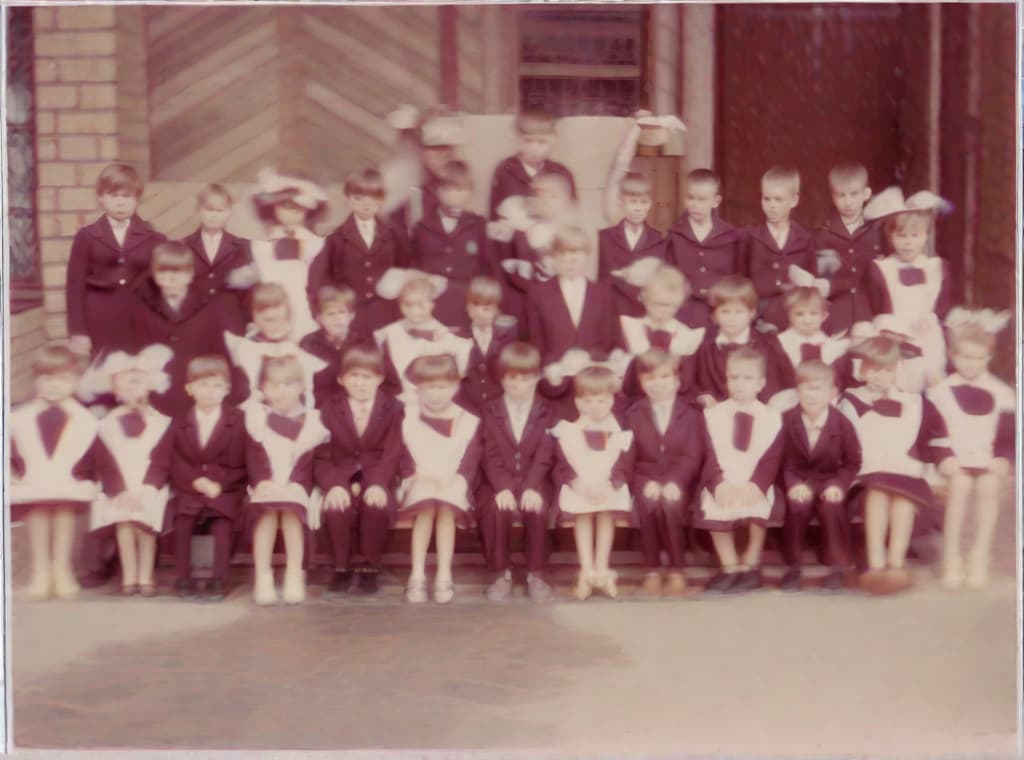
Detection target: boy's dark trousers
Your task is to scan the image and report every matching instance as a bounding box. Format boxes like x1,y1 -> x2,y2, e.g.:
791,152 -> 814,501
174,513 -> 233,581
79,526 -> 119,585
322,492 -> 390,570
635,496 -> 686,569
782,493 -> 851,568
477,499 -> 548,573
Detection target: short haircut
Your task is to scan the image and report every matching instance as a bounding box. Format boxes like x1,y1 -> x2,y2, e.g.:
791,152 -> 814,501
197,182 -> 233,207
96,163 -> 143,198
314,284 -> 356,314
439,160 -> 473,190
949,323 -> 997,354
407,353 -> 460,385
466,275 -> 503,306
641,264 -> 689,306
551,225 -> 592,256
251,282 -> 290,315
530,171 -> 572,198
515,110 -> 557,136
340,344 -> 385,378
32,343 -> 83,377
727,345 -> 766,378
853,336 -> 901,368
186,355 -> 231,384
884,209 -> 933,238
344,168 -> 386,199
762,165 -> 801,194
686,168 -> 722,192
709,275 -> 757,311
619,171 -> 652,198
784,286 -> 827,313
635,348 -> 680,377
795,359 -> 835,387
496,342 -> 541,377
828,163 -> 869,188
151,241 -> 194,273
399,274 -> 436,301
258,354 -> 304,387
573,365 -> 619,397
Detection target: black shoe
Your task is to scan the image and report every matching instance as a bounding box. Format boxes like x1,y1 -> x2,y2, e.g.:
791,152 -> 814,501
327,570 -> 353,595
729,568 -> 763,593
356,570 -> 379,595
705,570 -> 738,593
822,568 -> 846,591
204,578 -> 226,602
175,578 -> 201,601
779,568 -> 802,592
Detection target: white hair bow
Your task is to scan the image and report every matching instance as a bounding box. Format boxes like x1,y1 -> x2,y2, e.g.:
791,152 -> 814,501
863,186 -> 952,221
611,256 -> 666,288
78,344 -> 173,401
255,167 -> 328,210
543,348 -> 632,386
787,265 -> 831,298
375,268 -> 449,300
944,307 -> 1012,335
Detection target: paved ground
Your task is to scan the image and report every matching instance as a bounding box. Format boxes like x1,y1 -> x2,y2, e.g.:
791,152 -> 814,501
8,481 -> 1020,756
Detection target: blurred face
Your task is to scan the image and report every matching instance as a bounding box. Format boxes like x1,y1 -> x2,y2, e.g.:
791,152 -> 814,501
35,371 -> 78,404
99,189 -> 138,222
112,369 -> 150,407
467,300 -> 498,328
890,215 -> 929,262
797,377 -> 835,418
262,369 -> 304,413
198,194 -> 231,232
340,367 -> 383,402
684,181 -> 721,223
788,300 -> 827,337
318,303 -> 354,339
253,304 -> 292,342
830,178 -> 871,223
417,379 -> 459,414
950,340 -> 991,381
186,375 -> 230,410
423,145 -> 455,178
726,358 -> 766,404
643,287 -> 683,325
518,134 -> 555,166
529,180 -> 571,221
502,371 -> 539,401
438,184 -> 470,214
554,249 -> 587,279
861,360 -> 896,395
639,363 -> 680,403
348,193 -> 383,222
761,180 -> 799,225
274,200 -> 307,230
153,268 -> 193,300
622,194 -> 652,225
400,290 -> 434,325
714,300 -> 755,338
575,391 -> 614,423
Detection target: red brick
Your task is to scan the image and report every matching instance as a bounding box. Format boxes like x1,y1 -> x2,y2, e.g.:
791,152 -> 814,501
58,213 -> 86,237
78,84 -> 117,110
98,137 -> 119,160
58,58 -> 116,83
37,188 -> 57,212
35,60 -> 59,84
58,187 -> 100,212
37,112 -> 56,134
38,163 -> 78,188
75,163 -> 110,187
36,215 -> 59,239
40,239 -> 72,267
33,7 -> 56,30
57,136 -> 99,161
56,6 -> 115,30
35,32 -> 117,58
57,112 -> 118,135
36,85 -> 78,110
37,139 -> 58,162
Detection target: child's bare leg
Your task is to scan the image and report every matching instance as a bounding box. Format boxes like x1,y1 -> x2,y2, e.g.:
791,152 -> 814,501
280,511 -> 306,603
115,522 -> 138,589
710,531 -> 740,571
51,508 -> 80,598
137,528 -> 156,590
594,512 -> 618,597
942,471 -> 973,583
252,511 -> 280,605
887,497 -> 916,570
409,506 -> 436,583
26,510 -> 53,599
433,506 -> 457,603
967,472 -> 1002,585
741,523 -> 767,568
573,514 -> 596,599
863,490 -> 890,571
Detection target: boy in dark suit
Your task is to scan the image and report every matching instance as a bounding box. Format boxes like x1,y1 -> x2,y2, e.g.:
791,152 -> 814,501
779,360 -> 862,591
300,284 -> 361,408
457,276 -> 518,413
479,342 -> 558,601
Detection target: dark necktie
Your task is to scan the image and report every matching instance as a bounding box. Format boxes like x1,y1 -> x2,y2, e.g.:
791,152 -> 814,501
800,343 -> 822,362
420,414 -> 454,437
732,411 -> 754,452
871,399 -> 902,418
950,384 -> 994,416
119,409 -> 146,438
898,267 -> 926,286
583,430 -> 609,451
37,404 -> 68,457
274,236 -> 300,261
646,327 -> 673,351
267,412 -> 304,440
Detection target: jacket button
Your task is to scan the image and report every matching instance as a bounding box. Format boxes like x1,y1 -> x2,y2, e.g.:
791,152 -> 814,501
118,278 -> 126,285
444,248 -> 452,254
209,288 -> 217,294
851,267 -> 856,273
698,250 -> 704,256
365,291 -> 373,298
700,288 -> 707,295
772,262 -> 779,269
850,287 -> 857,294
365,261 -> 371,268
776,280 -> 782,286
849,248 -> 855,254
365,276 -> 372,283
117,257 -> 125,264
699,266 -> 706,273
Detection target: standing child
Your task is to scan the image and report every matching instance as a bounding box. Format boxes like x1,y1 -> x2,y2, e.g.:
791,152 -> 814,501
9,345 -> 99,599
626,350 -> 704,597
779,361 -> 862,592
551,366 -> 634,600
458,276 -> 518,413
168,356 -> 247,601
744,166 -> 817,331
245,355 -> 330,605
300,285 -> 362,408
666,169 -> 743,328
838,336 -> 957,595
479,343 -> 558,602
696,347 -> 785,593
928,310 -> 1014,588
181,183 -> 254,336
65,163 -> 166,356
314,345 -> 402,596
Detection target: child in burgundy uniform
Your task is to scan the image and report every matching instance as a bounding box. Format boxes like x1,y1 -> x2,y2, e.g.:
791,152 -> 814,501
392,354 -> 482,604
412,160 -> 494,329
87,345 -> 174,596
9,345 -> 98,600
300,285 -> 361,408
249,168 -> 329,341
181,183 -> 254,336
814,164 -> 884,335
696,347 -> 785,594
168,356 -> 247,602
744,166 -> 816,331
928,311 -> 1015,589
479,343 -> 558,602
598,172 -> 667,320
308,169 -> 412,337
779,360 -> 862,592
458,276 -> 518,413
838,336 -> 957,595
245,355 -> 329,606
551,366 -> 634,600
314,345 -> 401,596
66,163 -> 166,357
626,350 -> 704,598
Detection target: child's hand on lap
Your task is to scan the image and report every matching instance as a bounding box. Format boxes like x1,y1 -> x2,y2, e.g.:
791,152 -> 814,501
822,485 -> 844,503
363,485 -> 388,508
496,489 -> 517,511
661,482 -> 682,503
937,457 -> 961,479
520,489 -> 543,512
324,486 -> 351,510
642,481 -> 662,501
697,394 -> 717,409
787,483 -> 812,503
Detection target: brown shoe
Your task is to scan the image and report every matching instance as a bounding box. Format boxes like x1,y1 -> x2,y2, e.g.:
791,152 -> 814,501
881,568 -> 912,594
637,572 -> 663,598
859,569 -> 887,595
663,571 -> 688,597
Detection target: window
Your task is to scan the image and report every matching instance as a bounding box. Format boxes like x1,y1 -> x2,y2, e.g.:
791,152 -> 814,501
7,7 -> 42,307
517,6 -> 647,117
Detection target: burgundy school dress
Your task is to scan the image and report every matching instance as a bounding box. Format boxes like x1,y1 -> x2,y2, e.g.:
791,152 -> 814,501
665,214 -> 743,328
374,320 -> 473,403
65,215 -> 166,353
252,226 -> 325,341
694,327 -> 788,404
743,221 -> 816,330
618,314 -> 704,402
550,416 -> 634,525
9,398 -> 99,522
181,228 -> 254,336
597,221 -> 667,319
488,156 -> 578,220
168,405 -> 248,524
813,215 -> 885,335
299,329 -> 364,409
927,372 -> 1015,476
770,327 -> 852,408
455,321 -> 518,413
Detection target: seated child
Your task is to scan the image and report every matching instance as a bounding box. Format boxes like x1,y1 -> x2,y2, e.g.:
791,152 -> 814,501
392,354 -> 482,604
458,276 -> 519,413
411,160 -> 494,329
598,172 -> 667,319
744,166 -> 816,331
314,345 -> 402,596
181,183 -> 254,336
550,366 -> 634,601
479,342 -> 558,602
927,311 -> 1014,588
168,356 -> 247,601
9,344 -> 99,599
666,169 -> 743,328
814,163 -> 884,334
838,336 -> 957,595
695,347 -> 785,594
779,360 -> 862,592
300,284 -> 362,408
244,355 -> 330,605
65,163 -> 166,356
625,350 -> 704,597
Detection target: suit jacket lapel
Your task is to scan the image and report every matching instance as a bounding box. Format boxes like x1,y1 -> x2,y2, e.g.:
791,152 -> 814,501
344,217 -> 370,255
122,216 -> 153,254
611,221 -> 629,253
201,407 -> 234,457
90,216 -> 122,253
184,229 -> 209,266
637,225 -> 660,253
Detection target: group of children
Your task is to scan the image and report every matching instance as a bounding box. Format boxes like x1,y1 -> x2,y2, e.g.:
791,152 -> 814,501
9,108 -> 1014,606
